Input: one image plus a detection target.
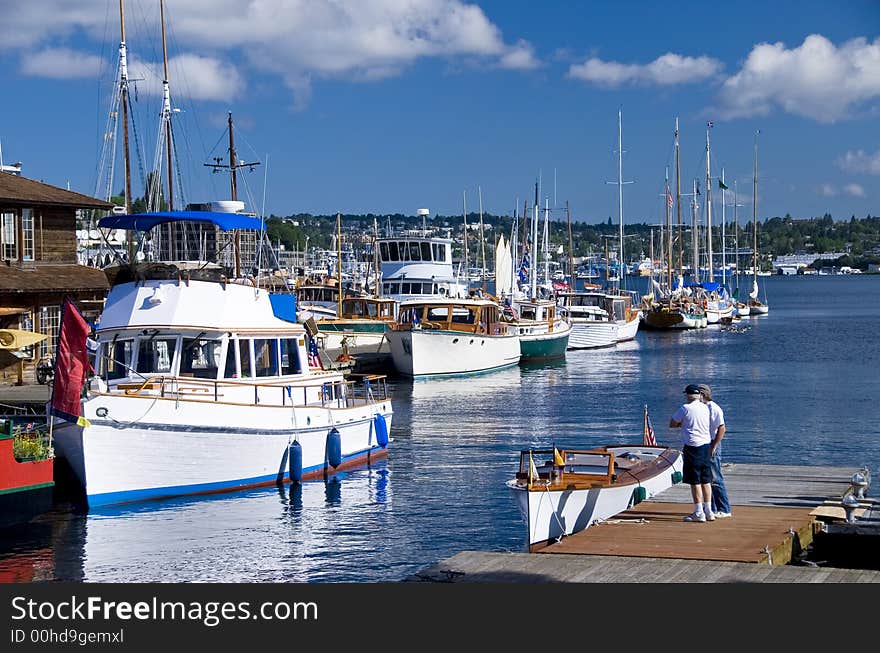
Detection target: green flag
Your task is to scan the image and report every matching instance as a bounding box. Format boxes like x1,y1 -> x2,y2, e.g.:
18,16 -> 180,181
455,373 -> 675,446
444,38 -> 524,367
718,178 -> 729,190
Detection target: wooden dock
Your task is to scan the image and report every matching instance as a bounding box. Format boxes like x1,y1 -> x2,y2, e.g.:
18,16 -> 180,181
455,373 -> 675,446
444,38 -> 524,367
408,463 -> 880,583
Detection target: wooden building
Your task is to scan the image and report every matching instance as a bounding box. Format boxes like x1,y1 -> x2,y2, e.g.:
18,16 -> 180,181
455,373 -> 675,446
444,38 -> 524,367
0,172 -> 112,385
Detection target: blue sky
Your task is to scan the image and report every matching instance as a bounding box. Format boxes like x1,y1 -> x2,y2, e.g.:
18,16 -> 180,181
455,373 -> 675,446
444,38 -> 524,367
0,0 -> 877,226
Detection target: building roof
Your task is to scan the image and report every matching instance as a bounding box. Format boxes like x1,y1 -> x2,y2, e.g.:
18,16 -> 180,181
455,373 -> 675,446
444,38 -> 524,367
0,264 -> 109,293
0,172 -> 113,210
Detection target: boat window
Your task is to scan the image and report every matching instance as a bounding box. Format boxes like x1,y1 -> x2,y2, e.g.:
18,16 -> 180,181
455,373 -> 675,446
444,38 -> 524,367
223,340 -> 237,378
427,306 -> 449,321
136,337 -> 177,375
254,338 -> 279,377
432,243 -> 443,262
180,337 -> 221,379
379,242 -> 389,262
104,339 -> 134,380
451,307 -> 474,324
389,242 -> 400,261
402,283 -> 411,294
521,308 -> 536,320
420,243 -> 431,261
239,339 -> 253,378
280,338 -> 303,375
408,242 -> 420,261
367,302 -> 378,318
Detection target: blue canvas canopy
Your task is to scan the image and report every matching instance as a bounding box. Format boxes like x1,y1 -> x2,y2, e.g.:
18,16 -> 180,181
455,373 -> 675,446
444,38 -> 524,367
98,211 -> 265,232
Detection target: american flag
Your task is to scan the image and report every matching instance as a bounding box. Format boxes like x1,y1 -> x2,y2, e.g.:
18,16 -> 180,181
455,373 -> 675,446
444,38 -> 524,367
307,335 -> 323,369
643,404 -> 657,446
707,120 -> 714,128
666,189 -> 674,209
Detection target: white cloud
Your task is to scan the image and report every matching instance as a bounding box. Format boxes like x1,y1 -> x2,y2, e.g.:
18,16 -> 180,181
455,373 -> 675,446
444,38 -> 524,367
716,35 -> 880,122
567,52 -> 722,87
20,48 -> 103,79
2,0 -> 537,106
129,55 -> 245,102
837,148 -> 880,175
844,183 -> 866,198
820,184 -> 837,197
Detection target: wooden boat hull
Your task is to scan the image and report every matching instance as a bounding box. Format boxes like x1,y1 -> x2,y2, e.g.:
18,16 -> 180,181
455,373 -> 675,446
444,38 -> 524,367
507,445 -> 683,550
641,307 -> 706,330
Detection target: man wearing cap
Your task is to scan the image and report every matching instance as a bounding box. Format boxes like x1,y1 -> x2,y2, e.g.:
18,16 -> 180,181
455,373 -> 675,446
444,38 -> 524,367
670,384 -> 714,522
699,384 -> 732,518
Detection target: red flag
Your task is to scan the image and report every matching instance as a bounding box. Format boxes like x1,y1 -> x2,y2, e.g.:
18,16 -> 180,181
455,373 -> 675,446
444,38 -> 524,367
50,298 -> 92,426
643,404 -> 657,446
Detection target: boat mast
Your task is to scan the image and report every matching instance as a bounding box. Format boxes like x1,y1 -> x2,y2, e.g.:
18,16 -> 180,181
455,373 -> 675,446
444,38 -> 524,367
478,186 -> 486,292
337,212 -> 343,316
752,131 -> 759,288
160,0 -> 173,211
720,168 -> 726,287
675,118 -> 682,283
692,178 -> 700,284
665,166 -> 673,291
542,197 -> 550,292
607,109 -> 632,290
530,180 -> 538,300
118,0 -> 134,263
373,217 -> 380,297
705,123 -> 713,282
462,190 -> 468,283
566,200 -> 573,291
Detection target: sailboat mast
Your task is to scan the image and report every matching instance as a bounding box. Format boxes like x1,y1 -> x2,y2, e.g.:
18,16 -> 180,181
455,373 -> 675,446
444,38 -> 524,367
160,0 -> 173,211
753,131 -> 759,284
337,212 -> 342,316
617,110 -> 624,287
543,197 -> 550,291
665,166 -> 673,290
462,191 -> 468,279
479,186 -> 486,292
720,168 -> 726,286
373,217 -> 380,297
674,118 -> 682,280
692,178 -> 700,284
566,201 -> 573,291
118,0 -> 134,263
733,180 -> 740,293
705,124 -> 713,282
530,181 -> 538,300
228,112 -> 238,202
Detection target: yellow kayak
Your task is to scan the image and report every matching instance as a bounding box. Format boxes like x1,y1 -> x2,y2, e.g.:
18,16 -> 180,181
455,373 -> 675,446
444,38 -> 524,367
0,329 -> 47,349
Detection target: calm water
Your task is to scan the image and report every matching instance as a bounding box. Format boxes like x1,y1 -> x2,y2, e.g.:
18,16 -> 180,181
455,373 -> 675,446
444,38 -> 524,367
2,275 -> 879,582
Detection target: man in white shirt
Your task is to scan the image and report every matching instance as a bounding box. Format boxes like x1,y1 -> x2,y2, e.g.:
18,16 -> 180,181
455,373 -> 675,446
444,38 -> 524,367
670,384 -> 714,522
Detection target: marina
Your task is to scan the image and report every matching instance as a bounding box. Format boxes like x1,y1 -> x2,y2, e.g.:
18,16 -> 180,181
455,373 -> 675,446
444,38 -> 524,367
0,2 -> 878,592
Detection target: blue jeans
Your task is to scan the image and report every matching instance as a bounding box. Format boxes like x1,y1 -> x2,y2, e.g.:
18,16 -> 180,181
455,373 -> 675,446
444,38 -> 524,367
710,446 -> 731,513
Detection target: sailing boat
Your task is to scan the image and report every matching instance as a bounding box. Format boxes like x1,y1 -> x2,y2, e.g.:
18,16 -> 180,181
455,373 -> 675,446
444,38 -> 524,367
700,124 -> 735,325
506,186 -> 572,361
602,110 -> 641,341
748,131 -> 770,315
641,118 -> 707,330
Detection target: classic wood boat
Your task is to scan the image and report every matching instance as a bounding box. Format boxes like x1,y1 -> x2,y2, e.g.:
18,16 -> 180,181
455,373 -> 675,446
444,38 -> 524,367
507,444 -> 683,551
507,297 -> 571,362
315,296 -> 397,350
554,291 -> 618,349
50,211 -> 393,508
385,297 -> 520,377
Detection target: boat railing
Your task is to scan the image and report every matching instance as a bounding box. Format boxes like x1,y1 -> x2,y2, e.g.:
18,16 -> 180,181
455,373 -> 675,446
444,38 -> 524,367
515,448 -> 617,487
96,373 -> 390,409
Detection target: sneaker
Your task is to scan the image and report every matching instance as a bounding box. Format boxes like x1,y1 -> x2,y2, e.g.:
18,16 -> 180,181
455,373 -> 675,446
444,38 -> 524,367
714,511 -> 732,518
705,511 -> 716,521
683,511 -> 706,522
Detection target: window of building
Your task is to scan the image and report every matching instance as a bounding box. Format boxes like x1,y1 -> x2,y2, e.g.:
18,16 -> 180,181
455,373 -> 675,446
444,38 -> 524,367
21,209 -> 34,261
1,212 -> 15,260
38,305 -> 60,359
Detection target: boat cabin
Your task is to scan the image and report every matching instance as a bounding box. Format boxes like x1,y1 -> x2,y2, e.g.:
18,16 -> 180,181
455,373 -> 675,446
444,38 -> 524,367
392,300 -> 510,336
338,297 -> 397,322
